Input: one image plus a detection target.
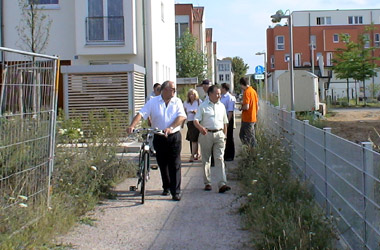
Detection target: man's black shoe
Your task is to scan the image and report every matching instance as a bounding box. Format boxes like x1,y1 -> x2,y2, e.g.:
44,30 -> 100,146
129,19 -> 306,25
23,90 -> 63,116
218,185 -> 231,193
224,158 -> 234,162
161,189 -> 170,196
172,194 -> 181,201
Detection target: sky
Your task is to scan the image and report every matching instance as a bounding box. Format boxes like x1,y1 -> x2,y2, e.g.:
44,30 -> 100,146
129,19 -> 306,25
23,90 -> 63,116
175,0 -> 380,74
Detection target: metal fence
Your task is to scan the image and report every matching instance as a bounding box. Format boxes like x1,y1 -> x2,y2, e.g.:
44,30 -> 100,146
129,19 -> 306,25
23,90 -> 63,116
0,47 -> 59,233
259,100 -> 380,250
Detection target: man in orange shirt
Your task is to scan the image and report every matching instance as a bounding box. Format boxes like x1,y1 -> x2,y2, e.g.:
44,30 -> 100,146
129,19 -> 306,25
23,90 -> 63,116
239,77 -> 259,146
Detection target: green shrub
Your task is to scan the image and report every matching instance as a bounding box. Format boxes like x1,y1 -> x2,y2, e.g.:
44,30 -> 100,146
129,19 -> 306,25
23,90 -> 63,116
237,127 -> 338,249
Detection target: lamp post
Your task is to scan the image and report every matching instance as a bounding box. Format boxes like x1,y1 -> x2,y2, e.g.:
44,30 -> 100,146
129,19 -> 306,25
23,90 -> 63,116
271,10 -> 294,111
255,51 -> 268,102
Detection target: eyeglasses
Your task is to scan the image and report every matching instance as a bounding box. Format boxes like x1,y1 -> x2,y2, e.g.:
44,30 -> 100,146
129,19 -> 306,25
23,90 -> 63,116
165,87 -> 176,92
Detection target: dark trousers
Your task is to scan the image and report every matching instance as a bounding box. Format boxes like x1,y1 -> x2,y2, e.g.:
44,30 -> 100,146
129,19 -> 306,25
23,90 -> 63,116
224,116 -> 235,160
153,131 -> 182,195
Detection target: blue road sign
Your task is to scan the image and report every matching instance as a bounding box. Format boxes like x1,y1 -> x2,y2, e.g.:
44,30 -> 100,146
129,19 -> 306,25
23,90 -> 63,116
255,65 -> 264,74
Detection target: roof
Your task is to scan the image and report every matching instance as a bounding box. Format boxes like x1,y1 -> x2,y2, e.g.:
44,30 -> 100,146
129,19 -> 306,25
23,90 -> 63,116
193,7 -> 204,22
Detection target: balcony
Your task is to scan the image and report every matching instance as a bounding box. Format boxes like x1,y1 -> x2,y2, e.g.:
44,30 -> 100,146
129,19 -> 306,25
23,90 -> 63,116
85,16 -> 125,45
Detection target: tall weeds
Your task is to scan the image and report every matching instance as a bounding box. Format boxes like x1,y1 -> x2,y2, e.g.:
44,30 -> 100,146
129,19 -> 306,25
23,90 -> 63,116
0,109 -> 136,249
237,127 -> 338,249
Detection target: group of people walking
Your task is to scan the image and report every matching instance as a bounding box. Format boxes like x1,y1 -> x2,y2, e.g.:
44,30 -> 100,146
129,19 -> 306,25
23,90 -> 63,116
127,78 -> 258,201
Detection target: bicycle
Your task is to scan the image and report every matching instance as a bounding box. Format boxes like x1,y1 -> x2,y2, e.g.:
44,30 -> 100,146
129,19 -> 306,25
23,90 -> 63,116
129,128 -> 165,204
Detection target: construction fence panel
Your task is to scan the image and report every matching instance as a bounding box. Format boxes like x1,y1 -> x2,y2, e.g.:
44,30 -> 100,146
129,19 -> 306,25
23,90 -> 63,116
0,47 -> 59,234
258,100 -> 380,249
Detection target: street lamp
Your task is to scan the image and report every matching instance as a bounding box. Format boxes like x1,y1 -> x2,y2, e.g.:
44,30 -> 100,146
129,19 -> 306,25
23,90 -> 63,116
255,51 -> 268,102
271,9 -> 294,111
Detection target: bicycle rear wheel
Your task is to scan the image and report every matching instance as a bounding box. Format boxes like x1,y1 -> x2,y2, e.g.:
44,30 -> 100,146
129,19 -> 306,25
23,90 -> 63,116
141,151 -> 149,204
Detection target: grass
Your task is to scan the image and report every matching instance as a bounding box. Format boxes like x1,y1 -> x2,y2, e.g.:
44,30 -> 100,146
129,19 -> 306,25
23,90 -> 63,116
236,126 -> 338,249
0,109 -> 137,249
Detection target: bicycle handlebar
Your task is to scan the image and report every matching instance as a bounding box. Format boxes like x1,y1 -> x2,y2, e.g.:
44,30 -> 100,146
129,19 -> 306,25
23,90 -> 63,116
133,128 -> 166,137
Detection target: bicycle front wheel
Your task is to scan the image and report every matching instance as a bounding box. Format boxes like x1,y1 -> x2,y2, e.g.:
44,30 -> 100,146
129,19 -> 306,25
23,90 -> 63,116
141,151 -> 149,204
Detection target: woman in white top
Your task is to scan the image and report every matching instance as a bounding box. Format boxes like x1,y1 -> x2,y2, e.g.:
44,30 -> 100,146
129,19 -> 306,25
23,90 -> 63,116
183,89 -> 202,162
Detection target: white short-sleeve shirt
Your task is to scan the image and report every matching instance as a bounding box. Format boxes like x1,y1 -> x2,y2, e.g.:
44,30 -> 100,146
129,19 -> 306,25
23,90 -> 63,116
138,95 -> 187,133
183,100 -> 202,121
194,99 -> 228,130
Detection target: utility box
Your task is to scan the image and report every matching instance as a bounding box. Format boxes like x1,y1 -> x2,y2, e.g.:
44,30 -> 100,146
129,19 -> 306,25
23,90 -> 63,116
277,70 -> 320,112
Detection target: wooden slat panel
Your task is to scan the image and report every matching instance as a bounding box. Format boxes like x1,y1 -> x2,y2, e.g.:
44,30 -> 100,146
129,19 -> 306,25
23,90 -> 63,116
67,73 -> 130,125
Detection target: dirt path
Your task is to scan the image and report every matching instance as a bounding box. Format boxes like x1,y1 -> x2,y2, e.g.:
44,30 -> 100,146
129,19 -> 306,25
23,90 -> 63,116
323,108 -> 380,148
56,120 -> 252,250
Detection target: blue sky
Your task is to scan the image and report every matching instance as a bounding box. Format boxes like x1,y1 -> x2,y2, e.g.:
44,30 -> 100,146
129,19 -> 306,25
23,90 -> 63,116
175,0 -> 380,74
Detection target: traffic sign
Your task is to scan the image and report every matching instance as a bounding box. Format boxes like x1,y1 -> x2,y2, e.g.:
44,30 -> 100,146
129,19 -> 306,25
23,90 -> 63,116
255,74 -> 264,80
255,65 -> 264,74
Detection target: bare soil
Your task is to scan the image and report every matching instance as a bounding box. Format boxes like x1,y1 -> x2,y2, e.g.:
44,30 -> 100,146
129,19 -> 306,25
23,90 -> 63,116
323,109 -> 380,150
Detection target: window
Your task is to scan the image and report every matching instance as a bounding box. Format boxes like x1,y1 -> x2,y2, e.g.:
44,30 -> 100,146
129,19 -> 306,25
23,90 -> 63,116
276,36 -> 284,50
348,16 -> 363,24
31,0 -> 58,3
225,74 -> 230,81
225,64 -> 230,71
218,64 -> 225,71
333,34 -> 339,43
175,15 -> 189,40
87,0 -> 124,43
29,0 -> 59,9
284,54 -> 290,62
294,53 -> 301,67
316,16 -> 331,25
326,52 -> 333,66
310,35 -> 317,49
316,52 -> 322,61
375,33 -> 380,47
364,34 -> 370,48
271,56 -> 275,68
219,74 -> 224,82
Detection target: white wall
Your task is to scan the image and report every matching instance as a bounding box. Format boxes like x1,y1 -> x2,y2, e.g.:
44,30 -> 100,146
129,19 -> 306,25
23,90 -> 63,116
3,0 -> 76,60
145,0 -> 176,92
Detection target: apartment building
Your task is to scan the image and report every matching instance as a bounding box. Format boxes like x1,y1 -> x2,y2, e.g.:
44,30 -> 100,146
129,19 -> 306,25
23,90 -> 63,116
175,3 -> 216,84
2,0 -> 176,119
216,59 -> 234,92
267,9 -> 380,100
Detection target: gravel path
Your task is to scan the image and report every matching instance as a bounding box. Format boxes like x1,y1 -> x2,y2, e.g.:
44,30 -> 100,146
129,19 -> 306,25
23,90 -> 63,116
56,119 -> 252,250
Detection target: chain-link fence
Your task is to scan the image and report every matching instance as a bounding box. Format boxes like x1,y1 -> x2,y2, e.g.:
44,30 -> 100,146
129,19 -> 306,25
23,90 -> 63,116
259,101 -> 380,249
0,47 -> 59,234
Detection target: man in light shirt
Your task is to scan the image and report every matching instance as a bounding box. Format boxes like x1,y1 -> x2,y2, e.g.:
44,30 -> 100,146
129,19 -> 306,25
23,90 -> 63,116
194,85 -> 231,193
127,81 -> 187,201
220,83 -> 236,161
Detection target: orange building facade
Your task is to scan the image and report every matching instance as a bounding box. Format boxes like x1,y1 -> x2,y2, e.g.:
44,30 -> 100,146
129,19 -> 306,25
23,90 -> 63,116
266,9 -> 380,100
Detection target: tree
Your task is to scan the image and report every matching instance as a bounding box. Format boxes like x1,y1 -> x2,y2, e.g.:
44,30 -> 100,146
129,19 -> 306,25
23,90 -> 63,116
332,26 -> 379,105
332,34 -> 358,105
224,56 -> 249,93
176,31 -> 208,83
16,0 -> 52,53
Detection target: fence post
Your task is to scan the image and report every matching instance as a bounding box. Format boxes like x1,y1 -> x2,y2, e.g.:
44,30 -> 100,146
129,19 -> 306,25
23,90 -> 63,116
361,141 -> 373,247
303,120 -> 309,181
290,111 -> 296,169
323,127 -> 331,214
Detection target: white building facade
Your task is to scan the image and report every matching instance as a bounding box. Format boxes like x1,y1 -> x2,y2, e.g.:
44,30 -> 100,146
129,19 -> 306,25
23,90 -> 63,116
216,59 -> 234,92
3,0 -> 176,96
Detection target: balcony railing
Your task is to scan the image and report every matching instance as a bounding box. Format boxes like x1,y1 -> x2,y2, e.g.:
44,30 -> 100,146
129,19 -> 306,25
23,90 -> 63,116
85,16 -> 124,44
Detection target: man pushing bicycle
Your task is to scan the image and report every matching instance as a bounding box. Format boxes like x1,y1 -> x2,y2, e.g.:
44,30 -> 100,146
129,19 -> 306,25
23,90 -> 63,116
127,80 -> 187,201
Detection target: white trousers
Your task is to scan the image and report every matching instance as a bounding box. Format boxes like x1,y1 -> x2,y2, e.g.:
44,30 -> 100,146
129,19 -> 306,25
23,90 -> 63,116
198,131 -> 227,188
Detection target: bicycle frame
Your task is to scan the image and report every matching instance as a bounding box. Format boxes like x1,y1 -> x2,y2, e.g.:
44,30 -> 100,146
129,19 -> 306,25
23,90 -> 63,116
130,128 -> 164,204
